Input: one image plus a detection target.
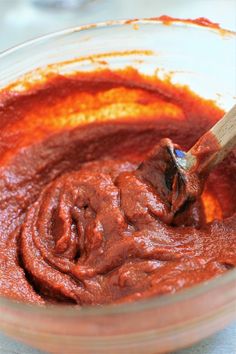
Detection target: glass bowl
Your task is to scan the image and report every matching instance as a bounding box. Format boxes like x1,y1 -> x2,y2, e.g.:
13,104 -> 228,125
0,18 -> 235,354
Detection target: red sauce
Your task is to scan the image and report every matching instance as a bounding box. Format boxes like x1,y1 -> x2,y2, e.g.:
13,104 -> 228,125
146,16 -> 233,37
0,68 -> 235,305
155,15 -> 221,30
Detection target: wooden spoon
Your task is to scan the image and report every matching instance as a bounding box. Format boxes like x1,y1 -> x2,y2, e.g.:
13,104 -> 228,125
166,104 -> 236,215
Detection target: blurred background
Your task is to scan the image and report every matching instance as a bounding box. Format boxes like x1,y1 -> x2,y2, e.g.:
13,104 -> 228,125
0,0 -> 236,53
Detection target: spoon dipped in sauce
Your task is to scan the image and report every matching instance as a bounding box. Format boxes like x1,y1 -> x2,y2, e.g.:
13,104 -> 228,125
164,104 -> 236,217
138,104 -> 236,222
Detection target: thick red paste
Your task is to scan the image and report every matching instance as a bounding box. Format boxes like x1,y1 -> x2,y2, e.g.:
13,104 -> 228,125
0,69 -> 235,305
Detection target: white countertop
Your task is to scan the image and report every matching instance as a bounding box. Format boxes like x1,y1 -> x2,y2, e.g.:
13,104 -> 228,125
0,0 -> 236,353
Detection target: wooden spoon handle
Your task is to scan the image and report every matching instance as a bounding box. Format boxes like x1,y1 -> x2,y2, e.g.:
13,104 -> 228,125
186,104 -> 236,175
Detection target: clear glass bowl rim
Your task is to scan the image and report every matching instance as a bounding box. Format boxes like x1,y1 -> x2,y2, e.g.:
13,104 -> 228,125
0,17 -> 235,317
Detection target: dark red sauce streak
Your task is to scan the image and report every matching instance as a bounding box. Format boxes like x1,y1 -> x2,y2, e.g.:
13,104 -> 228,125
155,15 -> 221,29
